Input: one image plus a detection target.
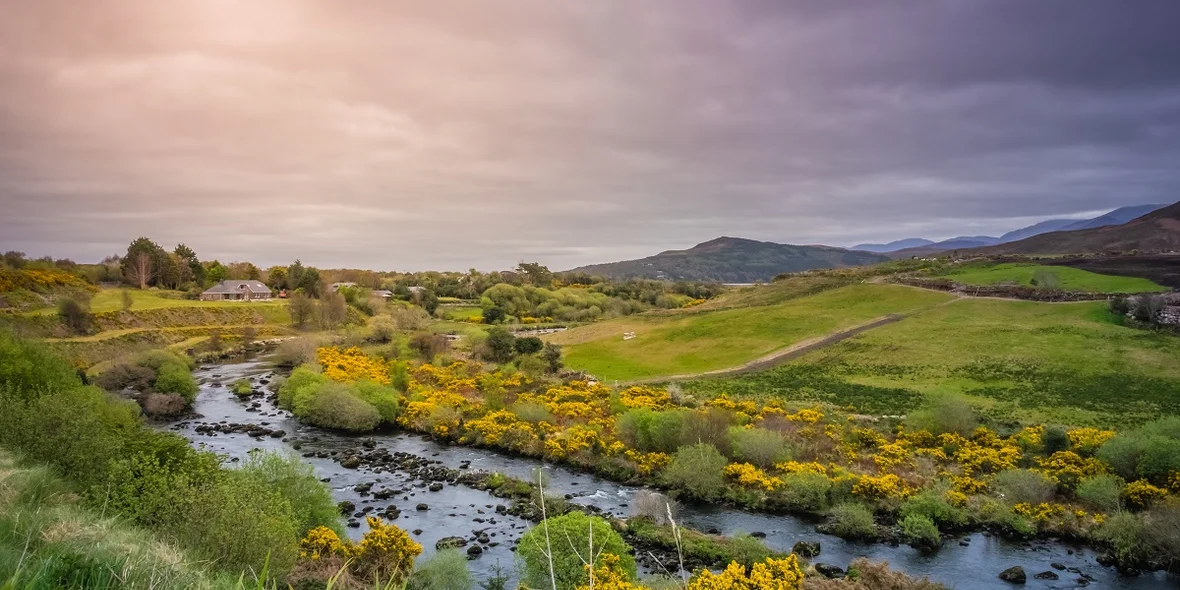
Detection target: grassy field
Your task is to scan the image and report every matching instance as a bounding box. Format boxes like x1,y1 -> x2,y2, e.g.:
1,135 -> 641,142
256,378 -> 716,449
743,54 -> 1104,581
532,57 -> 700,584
681,298 -> 1180,427
25,287 -> 290,315
546,284 -> 953,381
936,262 -> 1168,293
438,304 -> 483,321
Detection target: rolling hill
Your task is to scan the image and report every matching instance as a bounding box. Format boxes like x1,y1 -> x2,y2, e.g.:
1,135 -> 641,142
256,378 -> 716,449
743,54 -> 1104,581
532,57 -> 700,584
972,201 -> 1180,255
851,238 -> 934,253
567,237 -> 889,282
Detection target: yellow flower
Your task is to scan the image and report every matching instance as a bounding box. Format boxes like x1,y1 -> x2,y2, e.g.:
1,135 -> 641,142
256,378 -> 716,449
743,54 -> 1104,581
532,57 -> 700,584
1124,480 -> 1167,510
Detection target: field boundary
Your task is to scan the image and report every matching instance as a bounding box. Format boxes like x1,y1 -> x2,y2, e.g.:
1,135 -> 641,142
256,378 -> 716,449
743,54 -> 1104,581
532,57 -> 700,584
623,313 -> 907,385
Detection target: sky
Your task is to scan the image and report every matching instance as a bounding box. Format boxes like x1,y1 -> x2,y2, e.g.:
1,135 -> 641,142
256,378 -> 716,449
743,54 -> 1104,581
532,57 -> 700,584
2,1 -> 1179,271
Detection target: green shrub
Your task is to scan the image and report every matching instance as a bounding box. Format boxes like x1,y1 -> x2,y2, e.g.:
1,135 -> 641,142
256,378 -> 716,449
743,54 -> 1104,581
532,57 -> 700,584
905,393 -> 977,435
231,378 -> 253,396
278,365 -> 329,412
514,336 -> 544,355
899,487 -> 969,529
153,361 -> 198,402
1076,474 -> 1124,512
770,472 -> 831,512
0,329 -> 83,401
729,426 -> 792,468
826,502 -> 877,539
1098,434 -> 1146,480
1096,511 -> 1147,564
680,408 -> 735,454
408,549 -> 473,590
662,443 -> 728,501
1041,426 -> 1070,454
353,379 -> 401,424
977,498 -> 1036,537
136,349 -> 193,372
994,469 -> 1056,505
899,514 -> 941,550
726,534 -> 773,568
1135,436 -> 1180,484
240,451 -> 342,536
517,512 -> 635,590
512,401 -> 556,424
616,409 -> 684,453
300,382 -> 381,432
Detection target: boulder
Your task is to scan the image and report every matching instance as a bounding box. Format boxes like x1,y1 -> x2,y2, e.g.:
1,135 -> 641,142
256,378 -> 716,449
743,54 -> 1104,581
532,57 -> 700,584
416,503 -> 429,511
792,541 -> 821,558
466,545 -> 483,558
998,566 -> 1026,584
814,563 -> 844,579
436,536 -> 467,550
1050,563 -> 1065,571
337,501 -> 356,515
341,455 -> 361,469
1034,571 -> 1059,580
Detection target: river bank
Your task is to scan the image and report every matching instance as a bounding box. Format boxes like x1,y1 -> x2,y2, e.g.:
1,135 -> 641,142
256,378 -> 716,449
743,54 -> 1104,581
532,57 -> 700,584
165,356 -> 1173,588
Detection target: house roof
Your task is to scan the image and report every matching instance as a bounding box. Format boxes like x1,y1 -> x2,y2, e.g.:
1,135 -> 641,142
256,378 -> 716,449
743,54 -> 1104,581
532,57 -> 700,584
202,280 -> 271,294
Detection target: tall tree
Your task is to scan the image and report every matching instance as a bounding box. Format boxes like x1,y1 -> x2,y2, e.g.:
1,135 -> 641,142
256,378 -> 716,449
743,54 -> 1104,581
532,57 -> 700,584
173,243 -> 203,287
122,237 -> 162,289
205,260 -> 228,284
266,266 -> 288,290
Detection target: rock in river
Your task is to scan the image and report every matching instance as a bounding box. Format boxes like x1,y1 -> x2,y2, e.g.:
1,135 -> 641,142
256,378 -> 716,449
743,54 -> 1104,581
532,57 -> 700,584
998,566 -> 1026,584
436,536 -> 467,550
814,563 -> 844,579
792,541 -> 821,558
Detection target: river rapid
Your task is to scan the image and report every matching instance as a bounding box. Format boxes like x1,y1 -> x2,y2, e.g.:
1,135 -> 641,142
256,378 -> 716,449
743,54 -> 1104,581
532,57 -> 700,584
166,356 -> 1173,589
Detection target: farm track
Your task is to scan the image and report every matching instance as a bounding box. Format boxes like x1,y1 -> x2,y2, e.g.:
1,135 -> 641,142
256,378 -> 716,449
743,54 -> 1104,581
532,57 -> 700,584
624,313 -> 908,385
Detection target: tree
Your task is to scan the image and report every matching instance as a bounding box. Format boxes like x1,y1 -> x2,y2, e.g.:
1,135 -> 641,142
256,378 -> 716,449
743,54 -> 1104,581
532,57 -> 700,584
266,266 -> 288,290
2,251 -> 26,269
417,288 -> 439,315
482,306 -> 506,324
288,259 -> 306,289
542,343 -> 564,373
297,267 -> 322,298
122,237 -> 163,289
288,292 -> 316,329
318,291 -> 348,328
409,332 -> 449,361
206,260 -> 228,284
173,244 -> 201,286
484,327 -> 516,363
517,512 -> 635,590
58,297 -> 92,335
514,336 -> 544,355
515,262 -> 555,287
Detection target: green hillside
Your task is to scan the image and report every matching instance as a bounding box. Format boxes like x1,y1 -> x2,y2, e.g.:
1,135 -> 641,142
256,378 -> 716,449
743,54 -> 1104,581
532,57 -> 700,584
567,236 -> 889,282
682,298 -> 1180,427
547,283 -> 953,381
937,262 -> 1168,293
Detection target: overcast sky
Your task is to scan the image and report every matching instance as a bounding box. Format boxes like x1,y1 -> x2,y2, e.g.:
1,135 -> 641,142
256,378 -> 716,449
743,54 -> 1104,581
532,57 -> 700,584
2,1 -> 1179,270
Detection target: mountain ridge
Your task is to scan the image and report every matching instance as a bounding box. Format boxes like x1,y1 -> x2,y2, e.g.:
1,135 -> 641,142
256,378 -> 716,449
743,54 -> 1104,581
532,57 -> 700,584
567,237 -> 889,282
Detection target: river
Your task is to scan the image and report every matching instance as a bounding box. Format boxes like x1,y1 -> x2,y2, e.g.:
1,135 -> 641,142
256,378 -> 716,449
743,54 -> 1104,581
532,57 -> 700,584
166,356 -> 1173,589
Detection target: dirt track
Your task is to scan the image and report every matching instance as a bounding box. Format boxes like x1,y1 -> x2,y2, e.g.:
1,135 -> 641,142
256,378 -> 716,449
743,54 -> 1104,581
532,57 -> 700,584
625,313 -> 906,384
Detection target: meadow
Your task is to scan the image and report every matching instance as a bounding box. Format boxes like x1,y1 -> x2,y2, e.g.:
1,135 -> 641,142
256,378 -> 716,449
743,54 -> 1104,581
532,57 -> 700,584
25,287 -> 290,315
935,262 -> 1168,293
682,298 -> 1180,428
547,284 -> 953,381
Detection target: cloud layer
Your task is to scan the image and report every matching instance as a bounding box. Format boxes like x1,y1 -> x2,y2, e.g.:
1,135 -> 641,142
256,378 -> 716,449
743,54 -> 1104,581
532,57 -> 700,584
2,1 -> 1179,269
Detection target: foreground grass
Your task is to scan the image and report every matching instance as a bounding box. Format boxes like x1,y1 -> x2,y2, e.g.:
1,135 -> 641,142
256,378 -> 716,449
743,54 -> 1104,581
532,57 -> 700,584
683,298 -> 1180,427
548,284 -> 953,381
936,262 -> 1168,293
0,449 -> 243,590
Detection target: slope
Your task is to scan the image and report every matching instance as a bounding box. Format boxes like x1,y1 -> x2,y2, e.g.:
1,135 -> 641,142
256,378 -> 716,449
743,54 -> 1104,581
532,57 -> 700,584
973,201 -> 1180,255
544,283 -> 952,381
567,237 -> 889,282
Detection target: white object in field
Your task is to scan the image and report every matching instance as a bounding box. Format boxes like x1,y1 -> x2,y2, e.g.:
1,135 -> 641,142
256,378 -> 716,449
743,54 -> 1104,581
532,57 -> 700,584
623,331 -> 636,340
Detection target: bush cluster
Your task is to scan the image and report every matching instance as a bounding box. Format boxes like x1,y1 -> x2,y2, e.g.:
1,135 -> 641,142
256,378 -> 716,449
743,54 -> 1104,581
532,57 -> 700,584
0,329 -> 340,579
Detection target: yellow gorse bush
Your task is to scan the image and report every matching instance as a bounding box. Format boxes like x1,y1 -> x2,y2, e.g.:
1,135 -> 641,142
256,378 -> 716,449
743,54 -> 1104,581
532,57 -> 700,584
687,555 -> 803,590
318,346 -> 392,384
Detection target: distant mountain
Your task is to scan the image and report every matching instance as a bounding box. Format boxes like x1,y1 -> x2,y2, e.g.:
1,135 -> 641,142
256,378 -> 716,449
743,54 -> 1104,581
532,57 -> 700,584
1056,204 -> 1167,231
998,219 -> 1077,242
972,201 -> 1180,256
851,238 -> 935,253
886,204 -> 1170,258
567,237 -> 890,282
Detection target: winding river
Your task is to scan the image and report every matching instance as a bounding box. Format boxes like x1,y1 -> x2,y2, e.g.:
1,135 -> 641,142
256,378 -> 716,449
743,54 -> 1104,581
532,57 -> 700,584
167,356 -> 1173,589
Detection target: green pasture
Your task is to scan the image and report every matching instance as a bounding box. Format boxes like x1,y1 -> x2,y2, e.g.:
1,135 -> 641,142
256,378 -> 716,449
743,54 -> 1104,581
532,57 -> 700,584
936,263 -> 1168,293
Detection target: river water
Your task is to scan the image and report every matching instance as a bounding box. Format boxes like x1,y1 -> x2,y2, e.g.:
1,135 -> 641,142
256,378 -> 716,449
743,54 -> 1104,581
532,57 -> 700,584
167,357 -> 1173,589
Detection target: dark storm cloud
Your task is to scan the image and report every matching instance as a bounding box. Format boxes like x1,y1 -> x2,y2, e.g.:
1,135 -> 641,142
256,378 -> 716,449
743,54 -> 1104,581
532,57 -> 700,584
1,0 -> 1179,270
